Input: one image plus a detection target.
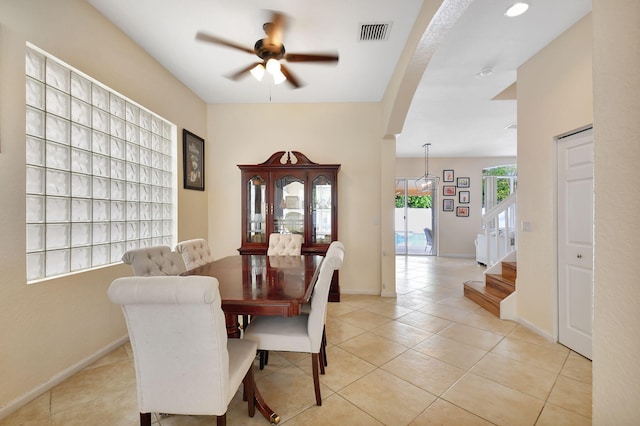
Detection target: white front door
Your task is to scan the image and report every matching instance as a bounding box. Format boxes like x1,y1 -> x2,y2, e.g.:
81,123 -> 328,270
557,127 -> 594,359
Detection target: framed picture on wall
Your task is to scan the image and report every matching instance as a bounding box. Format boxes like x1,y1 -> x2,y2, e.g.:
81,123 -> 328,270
457,177 -> 470,188
183,129 -> 205,191
459,191 -> 470,203
443,169 -> 454,182
456,206 -> 470,217
443,185 -> 456,196
443,199 -> 454,211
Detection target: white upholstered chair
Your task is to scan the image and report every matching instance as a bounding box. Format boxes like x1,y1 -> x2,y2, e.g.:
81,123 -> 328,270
175,238 -> 214,270
325,240 -> 345,257
256,233 -> 302,354
243,245 -> 344,406
259,240 -> 344,370
107,276 -> 257,426
121,245 -> 186,276
313,240 -> 343,365
266,233 -> 303,256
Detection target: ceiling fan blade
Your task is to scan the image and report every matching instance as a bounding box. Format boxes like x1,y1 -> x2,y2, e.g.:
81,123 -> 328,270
195,31 -> 255,55
279,63 -> 302,89
264,11 -> 286,48
284,52 -> 339,63
227,62 -> 264,81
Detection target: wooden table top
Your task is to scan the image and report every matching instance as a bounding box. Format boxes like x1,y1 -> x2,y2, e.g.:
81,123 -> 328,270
181,254 -> 323,317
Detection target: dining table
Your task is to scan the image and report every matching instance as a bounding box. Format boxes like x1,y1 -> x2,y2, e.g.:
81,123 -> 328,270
181,254 -> 324,424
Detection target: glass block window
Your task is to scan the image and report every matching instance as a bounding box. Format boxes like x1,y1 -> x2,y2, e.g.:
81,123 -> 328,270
25,44 -> 177,282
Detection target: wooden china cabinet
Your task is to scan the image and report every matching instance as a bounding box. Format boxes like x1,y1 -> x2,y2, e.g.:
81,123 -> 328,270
238,151 -> 341,301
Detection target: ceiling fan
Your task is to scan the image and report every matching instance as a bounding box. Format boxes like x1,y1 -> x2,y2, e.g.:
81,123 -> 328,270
195,11 -> 339,89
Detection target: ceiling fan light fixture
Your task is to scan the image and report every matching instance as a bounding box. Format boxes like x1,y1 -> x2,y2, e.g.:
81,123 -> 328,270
265,58 -> 281,75
250,64 -> 265,81
504,2 -> 530,17
272,69 -> 287,85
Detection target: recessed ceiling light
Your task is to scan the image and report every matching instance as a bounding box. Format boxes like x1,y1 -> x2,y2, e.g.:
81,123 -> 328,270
504,2 -> 530,17
475,67 -> 493,78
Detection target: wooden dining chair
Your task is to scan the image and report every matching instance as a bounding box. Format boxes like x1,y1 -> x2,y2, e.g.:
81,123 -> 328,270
243,246 -> 344,406
108,276 -> 257,426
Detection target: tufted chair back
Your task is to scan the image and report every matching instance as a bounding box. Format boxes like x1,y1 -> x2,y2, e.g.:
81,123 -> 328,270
107,276 -> 257,424
267,233 -> 303,256
122,246 -> 186,276
175,238 -> 214,270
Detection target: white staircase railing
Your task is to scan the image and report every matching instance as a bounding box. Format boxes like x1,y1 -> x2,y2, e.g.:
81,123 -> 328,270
476,191 -> 517,267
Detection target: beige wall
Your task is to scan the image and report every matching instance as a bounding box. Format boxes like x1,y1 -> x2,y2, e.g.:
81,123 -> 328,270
0,0 -> 207,412
592,0 -> 640,422
515,6 -> 640,420
207,103 -> 383,295
2,0 -> 638,421
516,15 -> 593,337
396,156 -> 516,257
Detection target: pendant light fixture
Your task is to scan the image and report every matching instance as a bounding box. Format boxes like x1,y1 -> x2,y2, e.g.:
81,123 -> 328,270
416,142 -> 439,193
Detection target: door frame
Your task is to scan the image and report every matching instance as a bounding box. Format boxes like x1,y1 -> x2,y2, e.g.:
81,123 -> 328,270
395,178 -> 437,256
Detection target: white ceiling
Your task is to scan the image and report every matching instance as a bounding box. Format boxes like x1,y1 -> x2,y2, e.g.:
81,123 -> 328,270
87,0 -> 591,158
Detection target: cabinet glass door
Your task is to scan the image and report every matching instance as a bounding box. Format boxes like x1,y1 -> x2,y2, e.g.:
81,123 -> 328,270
273,174 -> 305,240
311,174 -> 333,244
246,175 -> 266,244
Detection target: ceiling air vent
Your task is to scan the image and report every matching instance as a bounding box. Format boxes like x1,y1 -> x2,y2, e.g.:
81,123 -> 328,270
359,22 -> 391,41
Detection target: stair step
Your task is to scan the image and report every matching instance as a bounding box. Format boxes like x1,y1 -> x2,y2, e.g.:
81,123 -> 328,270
486,273 -> 515,297
464,261 -> 517,318
463,280 -> 502,317
502,261 -> 517,281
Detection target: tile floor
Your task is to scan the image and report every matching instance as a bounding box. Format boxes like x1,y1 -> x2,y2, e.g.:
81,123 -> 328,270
1,256 -> 592,426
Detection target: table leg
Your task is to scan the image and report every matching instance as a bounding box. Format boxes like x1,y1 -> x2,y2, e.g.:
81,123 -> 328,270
225,313 -> 241,338
225,314 -> 280,424
255,392 -> 280,425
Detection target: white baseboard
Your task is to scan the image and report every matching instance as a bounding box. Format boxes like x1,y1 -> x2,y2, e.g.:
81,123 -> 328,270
437,253 -> 476,259
513,316 -> 556,342
380,291 -> 397,298
496,293 -> 555,343
0,335 -> 129,421
340,289 -> 381,296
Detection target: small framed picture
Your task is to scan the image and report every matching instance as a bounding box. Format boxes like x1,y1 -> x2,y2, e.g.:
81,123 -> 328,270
443,186 -> 456,196
183,129 -> 205,191
457,177 -> 470,188
443,199 -> 454,211
443,169 -> 454,182
456,206 -> 470,217
459,191 -> 470,204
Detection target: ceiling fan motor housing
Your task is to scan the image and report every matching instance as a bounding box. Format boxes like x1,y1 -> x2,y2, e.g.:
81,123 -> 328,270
254,38 -> 285,60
